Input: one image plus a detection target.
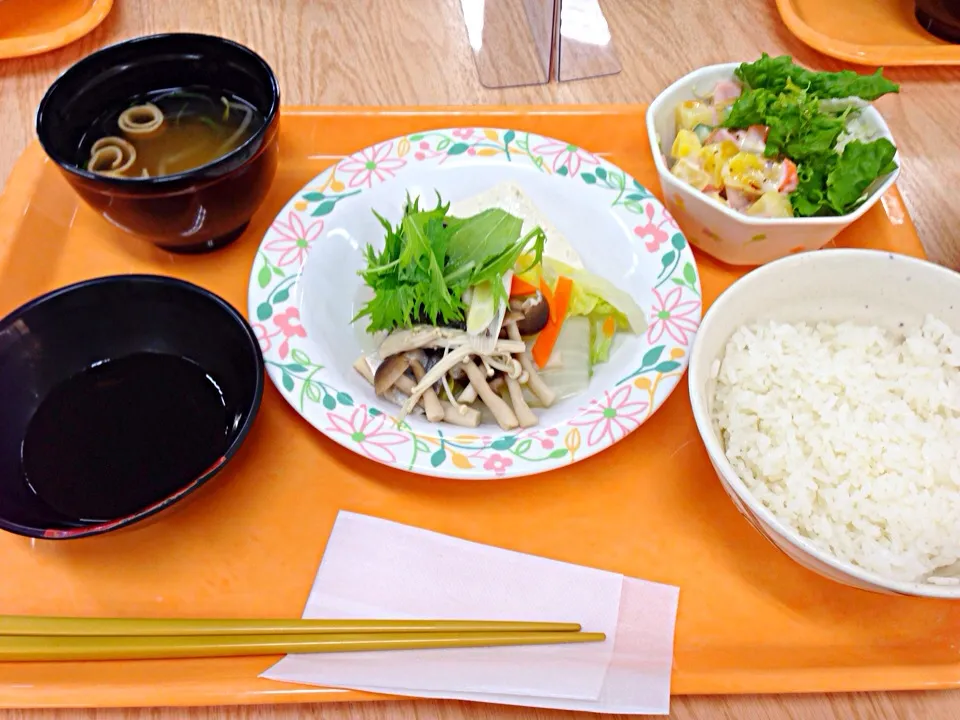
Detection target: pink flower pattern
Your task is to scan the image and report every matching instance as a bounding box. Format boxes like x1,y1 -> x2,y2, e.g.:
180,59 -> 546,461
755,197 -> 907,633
338,141 -> 407,188
413,139 -> 447,163
531,140 -> 599,176
634,203 -> 672,252
272,307 -> 307,360
661,209 -> 680,231
326,406 -> 410,463
647,287 -> 700,345
483,453 -> 513,476
253,322 -> 278,353
518,427 -> 559,451
265,212 -> 323,267
570,386 -> 649,447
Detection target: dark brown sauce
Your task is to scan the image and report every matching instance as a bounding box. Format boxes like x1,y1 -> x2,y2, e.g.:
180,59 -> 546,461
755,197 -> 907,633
20,353 -> 230,523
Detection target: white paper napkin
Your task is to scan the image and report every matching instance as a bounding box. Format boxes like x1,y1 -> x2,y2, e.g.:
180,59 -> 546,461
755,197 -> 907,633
262,511 -> 679,714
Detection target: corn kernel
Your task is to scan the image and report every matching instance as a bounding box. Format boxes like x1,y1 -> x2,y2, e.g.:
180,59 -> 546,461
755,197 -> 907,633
675,101 -> 716,131
671,129 -> 702,159
745,191 -> 794,218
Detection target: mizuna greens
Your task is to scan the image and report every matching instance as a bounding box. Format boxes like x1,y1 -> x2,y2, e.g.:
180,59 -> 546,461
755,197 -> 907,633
354,194 -> 545,334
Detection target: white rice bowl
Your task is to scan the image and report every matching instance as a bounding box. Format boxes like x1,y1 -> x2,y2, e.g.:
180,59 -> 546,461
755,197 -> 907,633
688,249 -> 960,597
713,315 -> 960,585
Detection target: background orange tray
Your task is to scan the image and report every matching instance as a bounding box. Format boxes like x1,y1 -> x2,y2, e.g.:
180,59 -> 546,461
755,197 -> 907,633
0,0 -> 113,60
777,0 -> 960,66
0,105 -> 958,709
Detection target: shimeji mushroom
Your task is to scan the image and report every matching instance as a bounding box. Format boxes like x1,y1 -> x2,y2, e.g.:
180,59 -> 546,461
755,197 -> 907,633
408,355 -> 444,423
357,318 -> 555,429
377,326 -> 445,357
399,345 -> 475,419
353,356 -> 480,427
506,320 -> 556,407
373,354 -> 410,396
462,359 -> 519,430
505,374 -> 538,428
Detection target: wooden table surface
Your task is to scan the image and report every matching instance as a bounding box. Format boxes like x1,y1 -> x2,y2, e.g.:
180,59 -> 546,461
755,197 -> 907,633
0,1 -> 958,718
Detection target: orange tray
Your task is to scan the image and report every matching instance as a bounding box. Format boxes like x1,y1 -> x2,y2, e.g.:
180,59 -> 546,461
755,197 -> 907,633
777,0 -> 960,66
0,105 -> 958,709
0,0 -> 113,60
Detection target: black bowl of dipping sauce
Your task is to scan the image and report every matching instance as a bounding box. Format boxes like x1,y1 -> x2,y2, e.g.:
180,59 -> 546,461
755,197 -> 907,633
35,33 -> 280,254
916,0 -> 960,42
0,275 -> 264,539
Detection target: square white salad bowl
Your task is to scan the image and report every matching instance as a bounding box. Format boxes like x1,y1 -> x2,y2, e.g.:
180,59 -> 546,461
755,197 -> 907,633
646,63 -> 900,267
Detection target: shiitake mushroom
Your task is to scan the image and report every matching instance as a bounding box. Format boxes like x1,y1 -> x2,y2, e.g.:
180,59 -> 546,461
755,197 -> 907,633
509,292 -> 550,335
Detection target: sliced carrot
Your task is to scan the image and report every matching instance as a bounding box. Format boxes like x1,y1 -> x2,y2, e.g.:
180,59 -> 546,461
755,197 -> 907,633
602,315 -> 616,338
779,158 -> 799,193
539,276 -> 556,323
748,124 -> 770,142
532,276 -> 573,368
510,275 -> 539,297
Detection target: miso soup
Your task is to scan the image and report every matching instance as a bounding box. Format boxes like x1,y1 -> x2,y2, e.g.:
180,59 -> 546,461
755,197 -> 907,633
79,86 -> 264,179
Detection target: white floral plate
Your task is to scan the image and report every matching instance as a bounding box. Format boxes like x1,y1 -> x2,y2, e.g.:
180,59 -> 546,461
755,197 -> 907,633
247,127 -> 702,479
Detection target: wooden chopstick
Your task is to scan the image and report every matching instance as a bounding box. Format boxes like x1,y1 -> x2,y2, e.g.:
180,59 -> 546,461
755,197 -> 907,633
0,631 -> 607,662
0,616 -> 582,637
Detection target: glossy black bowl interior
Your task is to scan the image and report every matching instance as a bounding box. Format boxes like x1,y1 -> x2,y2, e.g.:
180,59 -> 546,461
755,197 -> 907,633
916,0 -> 960,42
0,275 -> 264,539
36,33 -> 280,253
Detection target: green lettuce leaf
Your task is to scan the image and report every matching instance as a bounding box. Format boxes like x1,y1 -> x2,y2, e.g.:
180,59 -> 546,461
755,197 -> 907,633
790,161 -> 834,217
725,80 -> 846,163
722,87 -> 774,129
567,280 -> 599,317
721,56 -> 899,218
826,138 -> 898,214
589,316 -> 615,368
734,54 -> 899,101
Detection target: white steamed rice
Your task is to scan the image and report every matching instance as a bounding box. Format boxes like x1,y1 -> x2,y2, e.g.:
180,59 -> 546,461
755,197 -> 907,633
711,314 -> 960,585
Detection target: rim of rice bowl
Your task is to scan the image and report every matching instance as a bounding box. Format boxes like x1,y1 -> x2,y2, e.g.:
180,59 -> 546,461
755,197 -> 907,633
688,250 -> 960,599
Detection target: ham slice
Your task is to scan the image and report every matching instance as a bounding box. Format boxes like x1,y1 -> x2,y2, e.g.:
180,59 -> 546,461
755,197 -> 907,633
725,187 -> 754,212
713,79 -> 742,104
705,128 -> 740,145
